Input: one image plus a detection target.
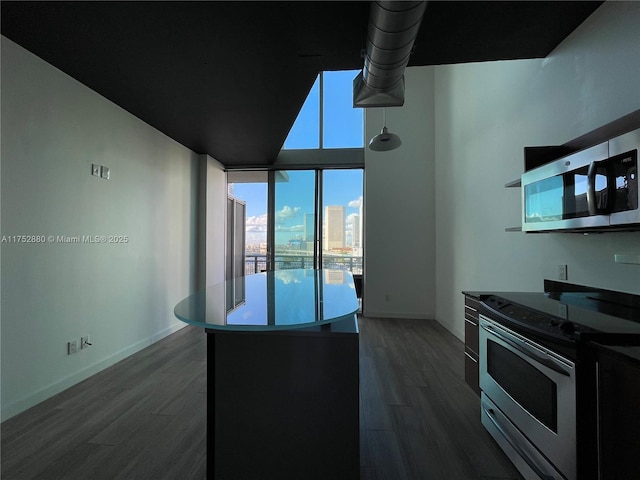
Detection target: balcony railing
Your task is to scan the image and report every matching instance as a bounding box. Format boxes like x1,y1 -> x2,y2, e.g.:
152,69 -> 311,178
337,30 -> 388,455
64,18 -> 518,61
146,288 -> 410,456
245,254 -> 363,276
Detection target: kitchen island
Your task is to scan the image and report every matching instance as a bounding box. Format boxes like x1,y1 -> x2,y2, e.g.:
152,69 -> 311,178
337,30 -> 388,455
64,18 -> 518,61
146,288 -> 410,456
174,269 -> 360,480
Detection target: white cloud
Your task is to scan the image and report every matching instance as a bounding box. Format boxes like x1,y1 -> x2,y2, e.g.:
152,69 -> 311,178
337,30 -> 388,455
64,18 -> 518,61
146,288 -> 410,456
246,214 -> 267,232
276,205 -> 302,223
348,196 -> 363,208
275,224 -> 304,232
246,214 -> 267,226
276,270 -> 303,284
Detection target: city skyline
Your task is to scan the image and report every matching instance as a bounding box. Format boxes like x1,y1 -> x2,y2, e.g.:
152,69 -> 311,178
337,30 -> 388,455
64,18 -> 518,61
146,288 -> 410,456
231,171 -> 363,249
235,198 -> 363,249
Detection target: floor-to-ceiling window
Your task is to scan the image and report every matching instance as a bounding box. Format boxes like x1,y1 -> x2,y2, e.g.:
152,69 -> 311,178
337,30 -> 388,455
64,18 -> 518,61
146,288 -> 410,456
226,70 -> 364,278
273,170 -> 316,270
227,172 -> 269,275
228,168 -> 363,275
321,169 -> 363,274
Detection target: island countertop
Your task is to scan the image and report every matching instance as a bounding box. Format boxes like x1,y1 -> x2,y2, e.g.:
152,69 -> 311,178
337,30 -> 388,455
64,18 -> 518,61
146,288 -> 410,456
174,268 -> 359,331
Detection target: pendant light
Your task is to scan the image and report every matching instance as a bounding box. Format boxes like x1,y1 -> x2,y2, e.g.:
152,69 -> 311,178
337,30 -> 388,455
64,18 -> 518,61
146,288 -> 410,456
368,108 -> 401,152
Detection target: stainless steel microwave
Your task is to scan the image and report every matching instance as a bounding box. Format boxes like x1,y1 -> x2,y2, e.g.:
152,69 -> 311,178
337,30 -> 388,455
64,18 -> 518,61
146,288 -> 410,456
522,128 -> 639,232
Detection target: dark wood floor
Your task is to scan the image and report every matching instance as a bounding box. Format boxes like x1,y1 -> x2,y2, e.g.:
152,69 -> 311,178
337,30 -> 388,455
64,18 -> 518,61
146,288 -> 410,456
1,317 -> 522,480
358,317 -> 521,480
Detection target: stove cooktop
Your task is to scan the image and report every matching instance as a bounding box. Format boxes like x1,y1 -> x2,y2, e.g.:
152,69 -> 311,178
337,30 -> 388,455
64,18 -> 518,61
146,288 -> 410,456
477,281 -> 640,348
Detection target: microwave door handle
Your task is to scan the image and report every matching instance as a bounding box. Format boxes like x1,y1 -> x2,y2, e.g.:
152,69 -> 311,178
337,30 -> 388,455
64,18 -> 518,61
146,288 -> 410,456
482,324 -> 570,377
482,403 -> 556,480
587,160 -> 615,215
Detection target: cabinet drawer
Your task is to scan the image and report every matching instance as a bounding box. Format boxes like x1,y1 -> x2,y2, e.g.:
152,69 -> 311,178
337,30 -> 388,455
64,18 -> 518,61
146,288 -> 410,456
464,347 -> 480,396
464,310 -> 478,324
464,316 -> 479,354
464,296 -> 481,315
463,294 -> 481,396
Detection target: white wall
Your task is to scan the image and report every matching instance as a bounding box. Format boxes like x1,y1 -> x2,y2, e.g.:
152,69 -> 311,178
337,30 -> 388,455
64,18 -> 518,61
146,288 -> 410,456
433,1 -> 640,340
0,37 -> 217,420
364,67 -> 436,319
198,154 -> 227,289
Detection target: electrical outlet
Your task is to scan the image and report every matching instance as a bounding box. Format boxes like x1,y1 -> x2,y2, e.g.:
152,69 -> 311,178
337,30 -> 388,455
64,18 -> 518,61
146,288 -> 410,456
558,264 -> 568,281
558,303 -> 568,319
100,166 -> 110,180
68,340 -> 78,355
81,335 -> 91,349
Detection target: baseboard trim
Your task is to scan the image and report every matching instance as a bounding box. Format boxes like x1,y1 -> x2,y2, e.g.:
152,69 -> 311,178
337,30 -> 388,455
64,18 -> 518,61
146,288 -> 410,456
362,311 -> 434,320
151,322 -> 186,343
1,322 -> 186,422
435,315 -> 464,343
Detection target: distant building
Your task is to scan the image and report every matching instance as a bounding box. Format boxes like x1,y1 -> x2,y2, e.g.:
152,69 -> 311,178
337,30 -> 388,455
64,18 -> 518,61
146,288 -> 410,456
324,269 -> 346,285
325,206 -> 345,250
304,213 -> 314,242
351,214 -> 360,248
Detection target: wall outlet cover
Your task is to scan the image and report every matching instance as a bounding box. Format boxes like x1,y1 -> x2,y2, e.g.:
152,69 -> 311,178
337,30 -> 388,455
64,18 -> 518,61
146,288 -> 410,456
558,264 -> 568,281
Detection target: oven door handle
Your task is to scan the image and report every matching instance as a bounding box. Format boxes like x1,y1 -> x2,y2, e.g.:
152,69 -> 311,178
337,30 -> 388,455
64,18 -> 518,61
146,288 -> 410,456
482,324 -> 571,377
482,402 -> 556,480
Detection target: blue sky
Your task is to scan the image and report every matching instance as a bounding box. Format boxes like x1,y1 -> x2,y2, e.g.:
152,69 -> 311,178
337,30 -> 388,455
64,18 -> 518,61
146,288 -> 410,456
285,70 -> 363,149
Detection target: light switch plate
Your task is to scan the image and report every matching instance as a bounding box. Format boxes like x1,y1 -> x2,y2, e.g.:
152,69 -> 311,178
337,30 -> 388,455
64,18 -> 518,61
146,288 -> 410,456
92,164 -> 101,177
100,166 -> 110,180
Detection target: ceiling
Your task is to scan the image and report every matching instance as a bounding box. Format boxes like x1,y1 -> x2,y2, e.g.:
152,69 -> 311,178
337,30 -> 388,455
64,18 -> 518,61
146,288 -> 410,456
1,1 -> 603,167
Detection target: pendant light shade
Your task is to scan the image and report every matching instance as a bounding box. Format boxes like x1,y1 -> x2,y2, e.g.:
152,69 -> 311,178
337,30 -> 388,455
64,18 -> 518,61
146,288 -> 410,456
369,126 -> 402,151
368,108 -> 401,152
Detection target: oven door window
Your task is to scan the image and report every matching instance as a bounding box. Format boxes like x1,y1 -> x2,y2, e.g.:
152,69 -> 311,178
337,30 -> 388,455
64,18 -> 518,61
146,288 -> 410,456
487,340 -> 558,433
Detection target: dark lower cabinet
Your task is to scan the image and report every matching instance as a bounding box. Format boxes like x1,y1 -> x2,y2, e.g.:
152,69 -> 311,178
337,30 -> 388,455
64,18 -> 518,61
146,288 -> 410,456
596,346 -> 640,480
463,293 -> 481,396
208,316 -> 360,480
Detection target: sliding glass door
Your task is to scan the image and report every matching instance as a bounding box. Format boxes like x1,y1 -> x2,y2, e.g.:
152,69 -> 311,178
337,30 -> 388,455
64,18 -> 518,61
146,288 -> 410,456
321,169 -> 363,275
273,170 -> 317,271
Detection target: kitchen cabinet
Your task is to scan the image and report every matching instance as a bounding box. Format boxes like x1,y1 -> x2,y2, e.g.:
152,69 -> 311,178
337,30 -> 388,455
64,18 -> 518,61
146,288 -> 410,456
593,344 -> 640,480
463,293 -> 481,396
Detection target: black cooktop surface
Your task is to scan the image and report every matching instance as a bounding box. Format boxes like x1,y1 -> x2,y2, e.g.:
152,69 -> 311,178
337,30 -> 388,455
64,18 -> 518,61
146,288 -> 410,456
485,292 -> 640,333
477,281 -> 640,349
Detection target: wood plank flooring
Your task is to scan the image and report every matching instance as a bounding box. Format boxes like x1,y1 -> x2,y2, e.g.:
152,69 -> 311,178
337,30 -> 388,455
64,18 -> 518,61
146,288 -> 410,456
358,317 -> 522,480
1,317 -> 522,479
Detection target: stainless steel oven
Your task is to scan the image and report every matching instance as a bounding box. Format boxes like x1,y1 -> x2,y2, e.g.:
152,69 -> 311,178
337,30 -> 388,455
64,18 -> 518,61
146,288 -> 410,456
480,315 -> 576,480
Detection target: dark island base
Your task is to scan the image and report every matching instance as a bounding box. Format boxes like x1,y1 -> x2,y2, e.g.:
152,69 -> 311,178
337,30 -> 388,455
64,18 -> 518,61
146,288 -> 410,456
206,316 -> 360,480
